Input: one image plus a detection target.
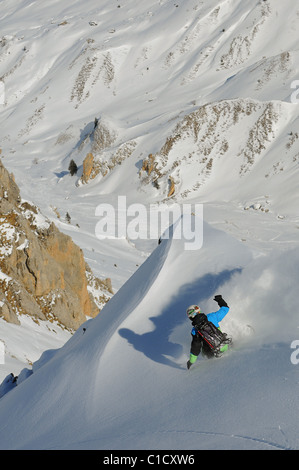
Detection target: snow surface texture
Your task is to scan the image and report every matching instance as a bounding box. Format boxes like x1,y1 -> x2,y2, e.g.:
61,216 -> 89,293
0,218 -> 299,450
0,0 -> 299,450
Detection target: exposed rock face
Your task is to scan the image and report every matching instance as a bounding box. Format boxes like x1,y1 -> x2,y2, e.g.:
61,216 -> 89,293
0,159 -> 113,330
81,152 -> 95,183
80,117 -> 117,183
79,117 -> 137,184
139,99 -> 281,199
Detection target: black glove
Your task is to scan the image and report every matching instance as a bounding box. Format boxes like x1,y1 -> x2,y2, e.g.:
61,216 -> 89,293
214,295 -> 228,308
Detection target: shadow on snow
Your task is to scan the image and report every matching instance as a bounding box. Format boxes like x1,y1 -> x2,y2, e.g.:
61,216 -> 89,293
119,268 -> 241,369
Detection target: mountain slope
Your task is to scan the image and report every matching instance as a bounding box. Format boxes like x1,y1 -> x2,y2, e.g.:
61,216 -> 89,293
1,0 -> 298,296
1,0 -> 299,222
0,0 -> 299,450
0,218 -> 298,449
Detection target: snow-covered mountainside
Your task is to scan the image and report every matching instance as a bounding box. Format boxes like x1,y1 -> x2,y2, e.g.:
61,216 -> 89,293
0,0 -> 299,450
0,219 -> 299,450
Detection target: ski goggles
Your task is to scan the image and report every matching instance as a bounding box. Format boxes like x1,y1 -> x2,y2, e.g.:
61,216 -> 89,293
187,306 -> 200,317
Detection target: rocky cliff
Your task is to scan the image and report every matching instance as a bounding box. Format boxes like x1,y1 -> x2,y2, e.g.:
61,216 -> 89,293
0,159 -> 113,330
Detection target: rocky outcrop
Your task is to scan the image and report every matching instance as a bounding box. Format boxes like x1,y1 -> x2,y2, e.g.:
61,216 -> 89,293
141,153 -> 156,176
79,117 -> 137,184
81,152 -> 95,183
80,117 -> 117,183
139,99 -> 281,199
0,159 -> 113,330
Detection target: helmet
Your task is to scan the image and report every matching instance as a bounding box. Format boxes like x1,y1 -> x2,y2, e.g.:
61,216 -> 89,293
186,305 -> 200,319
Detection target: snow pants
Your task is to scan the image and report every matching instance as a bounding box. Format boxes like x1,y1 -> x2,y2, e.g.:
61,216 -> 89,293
190,336 -> 213,361
189,334 -> 229,363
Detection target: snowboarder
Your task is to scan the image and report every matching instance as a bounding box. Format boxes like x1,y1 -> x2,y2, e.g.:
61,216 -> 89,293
186,295 -> 230,369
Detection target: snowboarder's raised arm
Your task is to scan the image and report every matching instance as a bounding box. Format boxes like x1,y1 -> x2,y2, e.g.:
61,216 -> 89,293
206,295 -> 229,327
213,294 -> 228,308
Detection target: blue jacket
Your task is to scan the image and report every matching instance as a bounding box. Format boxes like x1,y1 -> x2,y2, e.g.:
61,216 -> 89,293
191,307 -> 229,336
191,306 -> 230,336
207,306 -> 229,328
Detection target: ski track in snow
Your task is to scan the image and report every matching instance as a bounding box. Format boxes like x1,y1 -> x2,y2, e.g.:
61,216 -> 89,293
158,430 -> 292,451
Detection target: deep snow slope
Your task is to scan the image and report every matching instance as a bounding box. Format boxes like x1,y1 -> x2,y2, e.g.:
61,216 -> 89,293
1,0 -> 298,315
0,218 -> 299,450
1,0 -> 299,245
0,0 -> 299,450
